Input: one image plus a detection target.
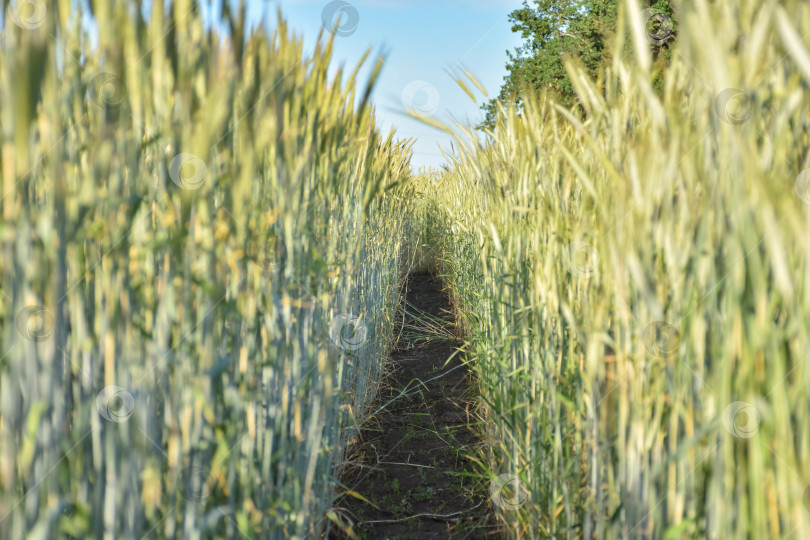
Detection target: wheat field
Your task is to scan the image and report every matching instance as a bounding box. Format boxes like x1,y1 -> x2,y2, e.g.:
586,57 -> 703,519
2,0 -> 810,538
410,0 -> 810,537
0,1 -> 414,538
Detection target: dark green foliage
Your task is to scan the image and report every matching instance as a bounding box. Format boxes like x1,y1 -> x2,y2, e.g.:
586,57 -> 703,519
479,0 -> 677,131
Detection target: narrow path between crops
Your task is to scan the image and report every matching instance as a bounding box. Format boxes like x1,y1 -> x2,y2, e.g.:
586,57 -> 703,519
329,272 -> 494,539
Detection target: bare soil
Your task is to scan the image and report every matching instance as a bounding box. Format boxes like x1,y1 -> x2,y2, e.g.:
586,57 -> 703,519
328,272 -> 497,539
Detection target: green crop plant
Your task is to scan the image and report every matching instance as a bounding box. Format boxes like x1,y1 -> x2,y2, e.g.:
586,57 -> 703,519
0,2 -> 416,538
410,0 -> 810,537
6,0 -> 810,538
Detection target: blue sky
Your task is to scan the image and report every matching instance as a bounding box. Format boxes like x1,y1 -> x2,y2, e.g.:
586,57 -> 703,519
58,0 -> 524,172
258,0 -> 525,172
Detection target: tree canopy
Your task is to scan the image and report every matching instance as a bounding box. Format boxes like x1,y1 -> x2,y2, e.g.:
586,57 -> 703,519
479,0 -> 676,131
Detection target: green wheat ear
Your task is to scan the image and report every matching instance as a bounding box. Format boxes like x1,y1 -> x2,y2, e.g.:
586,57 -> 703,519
405,0 -> 810,536
0,2 -> 412,539
4,0 -> 810,538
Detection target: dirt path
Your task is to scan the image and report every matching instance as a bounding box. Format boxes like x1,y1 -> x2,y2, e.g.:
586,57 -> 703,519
329,272 -> 493,539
